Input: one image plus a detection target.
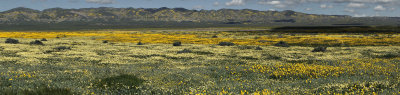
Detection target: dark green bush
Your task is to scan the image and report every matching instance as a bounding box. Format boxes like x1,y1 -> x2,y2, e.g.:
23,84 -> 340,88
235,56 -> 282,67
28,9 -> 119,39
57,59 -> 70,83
218,42 -> 235,46
41,38 -> 48,41
5,38 -> 19,44
274,41 -> 289,47
97,74 -> 145,89
137,41 -> 144,45
30,40 -> 44,45
312,47 -> 327,52
236,45 -> 253,49
376,53 -> 400,59
54,46 -> 71,51
177,49 -> 192,54
173,42 -> 181,46
255,47 -> 263,50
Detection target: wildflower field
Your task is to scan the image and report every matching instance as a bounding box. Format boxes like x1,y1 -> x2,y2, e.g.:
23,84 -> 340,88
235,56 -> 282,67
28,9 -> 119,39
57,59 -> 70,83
0,29 -> 399,94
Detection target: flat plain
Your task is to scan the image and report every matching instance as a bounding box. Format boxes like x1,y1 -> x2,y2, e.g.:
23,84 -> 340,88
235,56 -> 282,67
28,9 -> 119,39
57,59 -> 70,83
0,28 -> 399,94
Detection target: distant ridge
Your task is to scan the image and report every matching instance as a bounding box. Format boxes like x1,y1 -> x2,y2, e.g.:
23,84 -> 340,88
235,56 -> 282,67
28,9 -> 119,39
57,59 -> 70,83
0,7 -> 399,27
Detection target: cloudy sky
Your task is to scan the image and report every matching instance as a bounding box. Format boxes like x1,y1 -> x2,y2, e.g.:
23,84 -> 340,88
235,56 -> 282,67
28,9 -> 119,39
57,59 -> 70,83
1,0 -> 399,17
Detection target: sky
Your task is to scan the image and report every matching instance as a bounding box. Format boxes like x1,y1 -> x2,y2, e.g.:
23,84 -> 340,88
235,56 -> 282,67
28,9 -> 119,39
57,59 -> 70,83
0,0 -> 399,17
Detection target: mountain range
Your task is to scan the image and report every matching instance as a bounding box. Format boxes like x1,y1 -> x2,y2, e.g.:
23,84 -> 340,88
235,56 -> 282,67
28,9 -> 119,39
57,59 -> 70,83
0,7 -> 399,28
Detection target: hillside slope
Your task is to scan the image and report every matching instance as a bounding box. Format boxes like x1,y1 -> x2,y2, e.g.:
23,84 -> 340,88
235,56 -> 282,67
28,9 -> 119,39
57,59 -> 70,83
0,7 -> 399,27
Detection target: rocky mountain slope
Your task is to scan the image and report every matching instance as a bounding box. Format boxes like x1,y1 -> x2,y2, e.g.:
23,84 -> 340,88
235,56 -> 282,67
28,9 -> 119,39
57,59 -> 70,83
0,7 -> 399,26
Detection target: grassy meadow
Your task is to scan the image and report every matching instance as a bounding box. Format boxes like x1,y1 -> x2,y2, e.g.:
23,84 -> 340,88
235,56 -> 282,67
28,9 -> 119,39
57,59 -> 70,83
0,29 -> 400,94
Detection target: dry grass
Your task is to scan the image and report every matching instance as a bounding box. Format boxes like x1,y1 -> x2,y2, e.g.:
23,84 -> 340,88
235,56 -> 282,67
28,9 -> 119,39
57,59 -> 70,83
0,30 -> 399,94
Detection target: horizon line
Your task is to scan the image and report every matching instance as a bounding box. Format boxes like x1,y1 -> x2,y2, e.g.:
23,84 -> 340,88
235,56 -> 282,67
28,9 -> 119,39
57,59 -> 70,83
2,6 -> 400,18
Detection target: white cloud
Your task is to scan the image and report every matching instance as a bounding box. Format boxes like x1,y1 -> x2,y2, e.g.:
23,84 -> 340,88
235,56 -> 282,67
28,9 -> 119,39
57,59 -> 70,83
307,0 -> 395,3
320,4 -> 328,8
258,1 -> 286,8
305,8 -> 312,11
266,1 -> 281,5
256,0 -> 400,5
256,0 -> 399,9
253,0 -> 399,16
256,0 -> 399,4
213,2 -> 220,6
347,3 -> 365,8
274,4 -> 286,8
374,5 -> 386,11
85,0 -> 115,4
225,0 -> 245,6
320,4 -> 333,9
344,9 -> 355,13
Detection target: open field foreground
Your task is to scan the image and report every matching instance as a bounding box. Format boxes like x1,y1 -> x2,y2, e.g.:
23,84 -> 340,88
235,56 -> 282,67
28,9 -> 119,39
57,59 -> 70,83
0,30 -> 400,94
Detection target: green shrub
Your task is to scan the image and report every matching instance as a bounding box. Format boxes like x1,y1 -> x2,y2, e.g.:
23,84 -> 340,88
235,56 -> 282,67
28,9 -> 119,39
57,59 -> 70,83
41,38 -> 48,41
137,41 -> 144,45
30,40 -> 44,45
376,53 -> 400,59
173,42 -> 182,46
96,74 -> 145,90
54,46 -> 71,51
103,40 -> 108,43
236,45 -> 253,49
274,41 -> 289,47
218,42 -> 235,46
312,47 -> 327,52
255,46 -> 263,50
5,38 -> 19,44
